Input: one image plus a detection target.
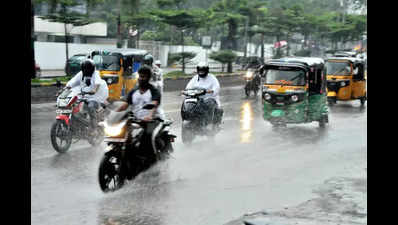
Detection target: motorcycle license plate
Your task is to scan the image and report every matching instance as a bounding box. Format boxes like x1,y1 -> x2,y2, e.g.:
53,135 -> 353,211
185,99 -> 197,103
56,109 -> 72,114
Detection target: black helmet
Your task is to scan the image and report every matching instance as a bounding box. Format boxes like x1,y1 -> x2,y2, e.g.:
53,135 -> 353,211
81,59 -> 95,77
143,54 -> 154,66
197,61 -> 209,78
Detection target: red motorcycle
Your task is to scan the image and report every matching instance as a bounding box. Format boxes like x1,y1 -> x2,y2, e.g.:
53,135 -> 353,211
50,87 -> 107,153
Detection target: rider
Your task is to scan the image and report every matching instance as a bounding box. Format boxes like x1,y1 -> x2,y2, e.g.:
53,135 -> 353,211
117,66 -> 164,157
143,54 -> 165,119
184,61 -> 223,128
143,54 -> 163,94
64,59 -> 106,130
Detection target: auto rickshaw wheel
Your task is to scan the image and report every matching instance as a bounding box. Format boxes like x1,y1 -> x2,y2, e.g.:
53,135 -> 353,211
327,99 -> 336,106
360,93 -> 367,106
319,114 -> 328,128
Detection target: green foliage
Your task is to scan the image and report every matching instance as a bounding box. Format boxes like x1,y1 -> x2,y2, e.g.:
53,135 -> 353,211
209,50 -> 237,64
168,52 -> 197,66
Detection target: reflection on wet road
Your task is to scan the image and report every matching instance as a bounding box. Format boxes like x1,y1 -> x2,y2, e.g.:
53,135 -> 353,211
31,87 -> 366,225
240,101 -> 253,143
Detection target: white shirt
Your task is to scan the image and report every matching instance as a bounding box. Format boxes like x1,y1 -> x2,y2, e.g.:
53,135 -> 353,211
66,71 -> 104,103
150,64 -> 164,89
185,73 -> 221,106
96,79 -> 109,103
130,89 -> 163,120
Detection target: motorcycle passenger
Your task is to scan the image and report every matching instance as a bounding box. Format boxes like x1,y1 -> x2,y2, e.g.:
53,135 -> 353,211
143,54 -> 164,94
64,59 -> 106,131
143,55 -> 165,119
117,66 -> 165,157
184,61 -> 223,128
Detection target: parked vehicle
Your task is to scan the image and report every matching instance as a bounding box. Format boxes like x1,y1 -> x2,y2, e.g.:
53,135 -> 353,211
244,67 -> 261,97
325,56 -> 367,106
261,57 -> 329,127
50,87 -> 106,153
90,49 -> 149,101
98,103 -> 175,192
180,88 -> 221,144
35,63 -> 41,78
64,53 -> 89,76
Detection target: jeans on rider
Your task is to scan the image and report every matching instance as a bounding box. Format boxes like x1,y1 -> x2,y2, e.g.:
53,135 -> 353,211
140,120 -> 161,158
87,100 -> 99,130
202,98 -> 222,126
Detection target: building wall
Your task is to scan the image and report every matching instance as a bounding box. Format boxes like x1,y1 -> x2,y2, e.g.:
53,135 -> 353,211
34,42 -> 116,70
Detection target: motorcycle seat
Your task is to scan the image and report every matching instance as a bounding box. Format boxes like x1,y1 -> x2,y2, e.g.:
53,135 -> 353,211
163,119 -> 173,126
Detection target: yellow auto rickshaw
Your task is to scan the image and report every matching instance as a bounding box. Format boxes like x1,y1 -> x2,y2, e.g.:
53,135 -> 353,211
325,56 -> 367,106
91,49 -> 149,101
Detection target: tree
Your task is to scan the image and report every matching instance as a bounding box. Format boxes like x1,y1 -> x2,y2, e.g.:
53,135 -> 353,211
39,0 -> 96,62
209,50 -> 237,73
168,52 -> 196,66
151,8 -> 205,73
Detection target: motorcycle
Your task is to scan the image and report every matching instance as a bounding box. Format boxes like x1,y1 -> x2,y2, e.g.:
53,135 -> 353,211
50,87 -> 106,153
244,68 -> 261,97
98,103 -> 176,193
180,88 -> 222,144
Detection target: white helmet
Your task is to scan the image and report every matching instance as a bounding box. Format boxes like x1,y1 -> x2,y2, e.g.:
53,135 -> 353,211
155,60 -> 161,66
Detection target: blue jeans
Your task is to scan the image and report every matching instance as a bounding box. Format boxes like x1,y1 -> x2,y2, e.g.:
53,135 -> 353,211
87,100 -> 99,129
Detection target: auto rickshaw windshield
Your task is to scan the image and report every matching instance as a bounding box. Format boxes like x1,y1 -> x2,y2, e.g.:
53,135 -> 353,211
325,61 -> 351,75
93,55 -> 121,71
264,68 -> 306,86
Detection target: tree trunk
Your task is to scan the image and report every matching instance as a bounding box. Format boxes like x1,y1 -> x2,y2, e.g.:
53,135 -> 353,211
227,62 -> 232,73
261,33 -> 265,61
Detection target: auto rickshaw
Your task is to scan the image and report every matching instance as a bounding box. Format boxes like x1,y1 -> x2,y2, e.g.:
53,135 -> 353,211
90,49 -> 149,101
261,57 -> 329,127
325,56 -> 367,106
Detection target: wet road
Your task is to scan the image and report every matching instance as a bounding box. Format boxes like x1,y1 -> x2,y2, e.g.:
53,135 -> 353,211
31,86 -> 367,225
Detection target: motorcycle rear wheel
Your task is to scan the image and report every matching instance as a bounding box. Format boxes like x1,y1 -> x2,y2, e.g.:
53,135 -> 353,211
98,154 -> 125,193
50,120 -> 72,153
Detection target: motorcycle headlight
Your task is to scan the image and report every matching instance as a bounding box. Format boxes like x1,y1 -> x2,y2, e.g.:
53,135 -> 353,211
291,95 -> 299,102
245,71 -> 253,78
57,98 -> 70,107
104,121 -> 127,137
340,81 -> 346,87
264,93 -> 271,101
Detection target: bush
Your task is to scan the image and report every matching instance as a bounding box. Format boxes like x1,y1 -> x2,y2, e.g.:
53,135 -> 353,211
209,50 -> 237,72
167,52 -> 197,66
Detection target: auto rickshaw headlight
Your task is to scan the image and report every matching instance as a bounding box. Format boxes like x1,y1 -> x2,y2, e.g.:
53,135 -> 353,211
291,95 -> 299,102
340,81 -> 346,87
264,93 -> 271,100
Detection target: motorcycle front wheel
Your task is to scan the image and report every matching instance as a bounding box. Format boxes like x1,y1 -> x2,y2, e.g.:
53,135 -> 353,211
98,153 -> 125,193
50,120 -> 72,153
88,127 -> 104,147
245,86 -> 250,97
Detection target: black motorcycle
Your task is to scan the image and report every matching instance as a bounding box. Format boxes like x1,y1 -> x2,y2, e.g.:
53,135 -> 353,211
244,68 -> 261,98
180,88 -> 222,144
98,103 -> 176,193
